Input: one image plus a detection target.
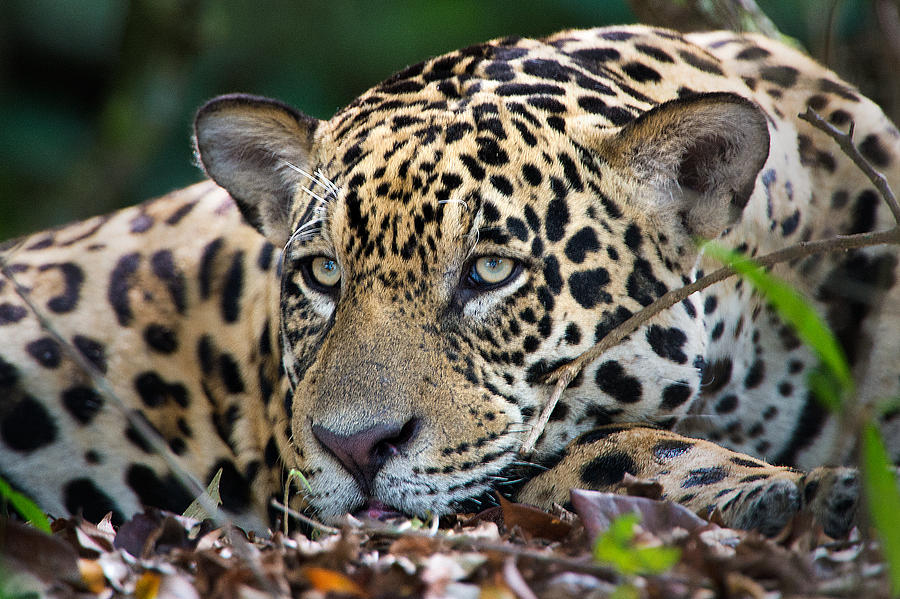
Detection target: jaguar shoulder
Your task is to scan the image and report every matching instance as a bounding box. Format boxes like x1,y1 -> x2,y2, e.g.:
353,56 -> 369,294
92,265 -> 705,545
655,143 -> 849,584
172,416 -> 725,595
1,25 -> 897,536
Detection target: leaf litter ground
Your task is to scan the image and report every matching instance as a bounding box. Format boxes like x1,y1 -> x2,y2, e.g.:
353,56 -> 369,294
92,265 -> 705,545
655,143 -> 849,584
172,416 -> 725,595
0,477 -> 890,598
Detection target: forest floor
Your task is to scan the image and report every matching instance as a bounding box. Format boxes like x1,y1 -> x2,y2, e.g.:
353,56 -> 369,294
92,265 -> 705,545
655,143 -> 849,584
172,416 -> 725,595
1,479 -> 890,599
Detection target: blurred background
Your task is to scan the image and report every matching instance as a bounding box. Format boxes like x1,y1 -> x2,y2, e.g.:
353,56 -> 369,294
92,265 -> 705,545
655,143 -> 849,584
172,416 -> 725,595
0,0 -> 895,240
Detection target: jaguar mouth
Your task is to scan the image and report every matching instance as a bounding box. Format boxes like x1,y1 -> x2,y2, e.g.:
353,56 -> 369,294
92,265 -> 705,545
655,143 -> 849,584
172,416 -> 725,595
352,500 -> 405,522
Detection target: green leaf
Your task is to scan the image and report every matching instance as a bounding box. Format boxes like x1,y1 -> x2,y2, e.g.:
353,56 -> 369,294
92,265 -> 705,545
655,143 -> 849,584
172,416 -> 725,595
182,468 -> 223,521
610,584 -> 640,599
861,423 -> 900,596
592,513 -> 680,576
703,243 -> 853,404
806,366 -> 843,413
0,475 -> 51,533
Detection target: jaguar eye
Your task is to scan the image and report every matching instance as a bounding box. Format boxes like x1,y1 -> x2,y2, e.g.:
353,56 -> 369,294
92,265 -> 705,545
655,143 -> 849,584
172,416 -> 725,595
469,255 -> 517,287
306,256 -> 341,289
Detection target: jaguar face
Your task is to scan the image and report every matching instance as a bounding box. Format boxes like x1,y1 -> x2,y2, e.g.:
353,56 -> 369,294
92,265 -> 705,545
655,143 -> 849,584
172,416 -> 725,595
275,120 -> 703,519
194,39 -> 768,520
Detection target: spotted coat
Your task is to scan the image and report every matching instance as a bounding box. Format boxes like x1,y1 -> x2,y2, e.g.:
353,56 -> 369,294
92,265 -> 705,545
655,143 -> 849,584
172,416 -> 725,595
1,26 -> 897,536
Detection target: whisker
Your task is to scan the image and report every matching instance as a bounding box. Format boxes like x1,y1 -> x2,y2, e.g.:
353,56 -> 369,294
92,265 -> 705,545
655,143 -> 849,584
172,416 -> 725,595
282,160 -> 319,186
462,228 -> 480,261
315,168 -> 340,195
509,461 -> 547,471
437,198 -> 469,210
283,161 -> 335,196
504,422 -> 533,431
495,478 -> 526,486
301,185 -> 328,204
296,218 -> 324,233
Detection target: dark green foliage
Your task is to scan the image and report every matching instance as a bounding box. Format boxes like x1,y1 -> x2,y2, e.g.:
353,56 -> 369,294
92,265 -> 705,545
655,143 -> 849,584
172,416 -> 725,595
0,0 -> 635,239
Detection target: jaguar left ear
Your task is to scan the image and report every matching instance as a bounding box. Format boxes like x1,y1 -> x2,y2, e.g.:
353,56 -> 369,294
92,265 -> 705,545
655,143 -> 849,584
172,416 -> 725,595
194,94 -> 322,246
598,92 -> 770,240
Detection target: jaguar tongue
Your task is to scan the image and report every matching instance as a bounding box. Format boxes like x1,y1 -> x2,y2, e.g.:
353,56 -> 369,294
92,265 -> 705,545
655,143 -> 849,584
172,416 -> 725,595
352,500 -> 404,522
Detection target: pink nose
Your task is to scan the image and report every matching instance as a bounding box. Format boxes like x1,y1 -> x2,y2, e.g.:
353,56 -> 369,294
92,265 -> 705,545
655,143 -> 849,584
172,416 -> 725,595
311,418 -> 419,494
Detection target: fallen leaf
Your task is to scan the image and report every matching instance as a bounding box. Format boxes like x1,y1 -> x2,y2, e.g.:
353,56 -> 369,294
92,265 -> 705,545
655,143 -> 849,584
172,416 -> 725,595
135,571 -> 162,599
97,550 -> 135,593
52,515 -> 115,556
420,552 -> 487,596
725,571 -> 768,599
303,566 -> 368,597
479,582 -> 517,599
78,558 -> 106,594
570,489 -> 708,541
114,510 -> 192,558
542,572 -> 619,597
0,519 -> 81,585
498,494 -> 573,541
620,472 -> 663,500
156,573 -> 201,599
390,534 -> 437,559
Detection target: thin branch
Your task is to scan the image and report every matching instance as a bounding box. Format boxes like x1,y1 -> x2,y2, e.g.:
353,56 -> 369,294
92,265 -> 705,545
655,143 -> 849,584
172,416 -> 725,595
375,528 -> 618,579
520,371 -> 575,455
0,252 -> 284,599
628,0 -> 788,42
271,499 -> 623,580
270,499 -> 340,535
0,256 -> 212,505
522,112 -> 900,454
799,107 -> 900,224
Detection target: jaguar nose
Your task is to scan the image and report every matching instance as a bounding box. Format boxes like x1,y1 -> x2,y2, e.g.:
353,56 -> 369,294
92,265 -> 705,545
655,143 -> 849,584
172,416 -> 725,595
311,418 -> 419,494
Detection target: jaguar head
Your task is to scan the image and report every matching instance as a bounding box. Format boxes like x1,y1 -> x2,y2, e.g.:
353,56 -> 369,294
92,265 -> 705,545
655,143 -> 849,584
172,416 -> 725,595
194,63 -> 768,521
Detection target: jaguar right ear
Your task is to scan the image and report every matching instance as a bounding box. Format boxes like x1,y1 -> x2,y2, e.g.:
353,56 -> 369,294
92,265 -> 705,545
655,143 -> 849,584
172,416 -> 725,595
194,94 -> 322,246
597,92 -> 770,241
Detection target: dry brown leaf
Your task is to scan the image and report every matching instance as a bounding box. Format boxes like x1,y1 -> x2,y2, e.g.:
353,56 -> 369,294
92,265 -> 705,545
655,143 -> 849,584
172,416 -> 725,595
621,472 -> 665,500
51,515 -> 115,556
114,510 -> 193,558
303,566 -> 368,597
389,534 -> 438,559
479,582 -> 517,599
0,519 -> 81,585
725,571 -> 768,599
78,558 -> 106,594
135,571 -> 162,599
498,494 -> 573,541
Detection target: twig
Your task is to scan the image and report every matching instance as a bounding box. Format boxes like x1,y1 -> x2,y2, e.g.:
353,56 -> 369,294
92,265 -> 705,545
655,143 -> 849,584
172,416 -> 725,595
273,497 -> 614,574
270,499 -> 340,535
375,528 -> 618,578
522,108 -> 900,455
520,368 -> 576,455
799,107 -> 900,468
521,228 -> 899,454
799,107 -> 900,225
503,556 -> 539,599
0,253 -> 211,506
0,250 -> 284,599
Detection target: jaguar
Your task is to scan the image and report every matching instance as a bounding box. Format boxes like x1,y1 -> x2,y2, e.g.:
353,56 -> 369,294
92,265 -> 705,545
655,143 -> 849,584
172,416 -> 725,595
1,25 -> 898,538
